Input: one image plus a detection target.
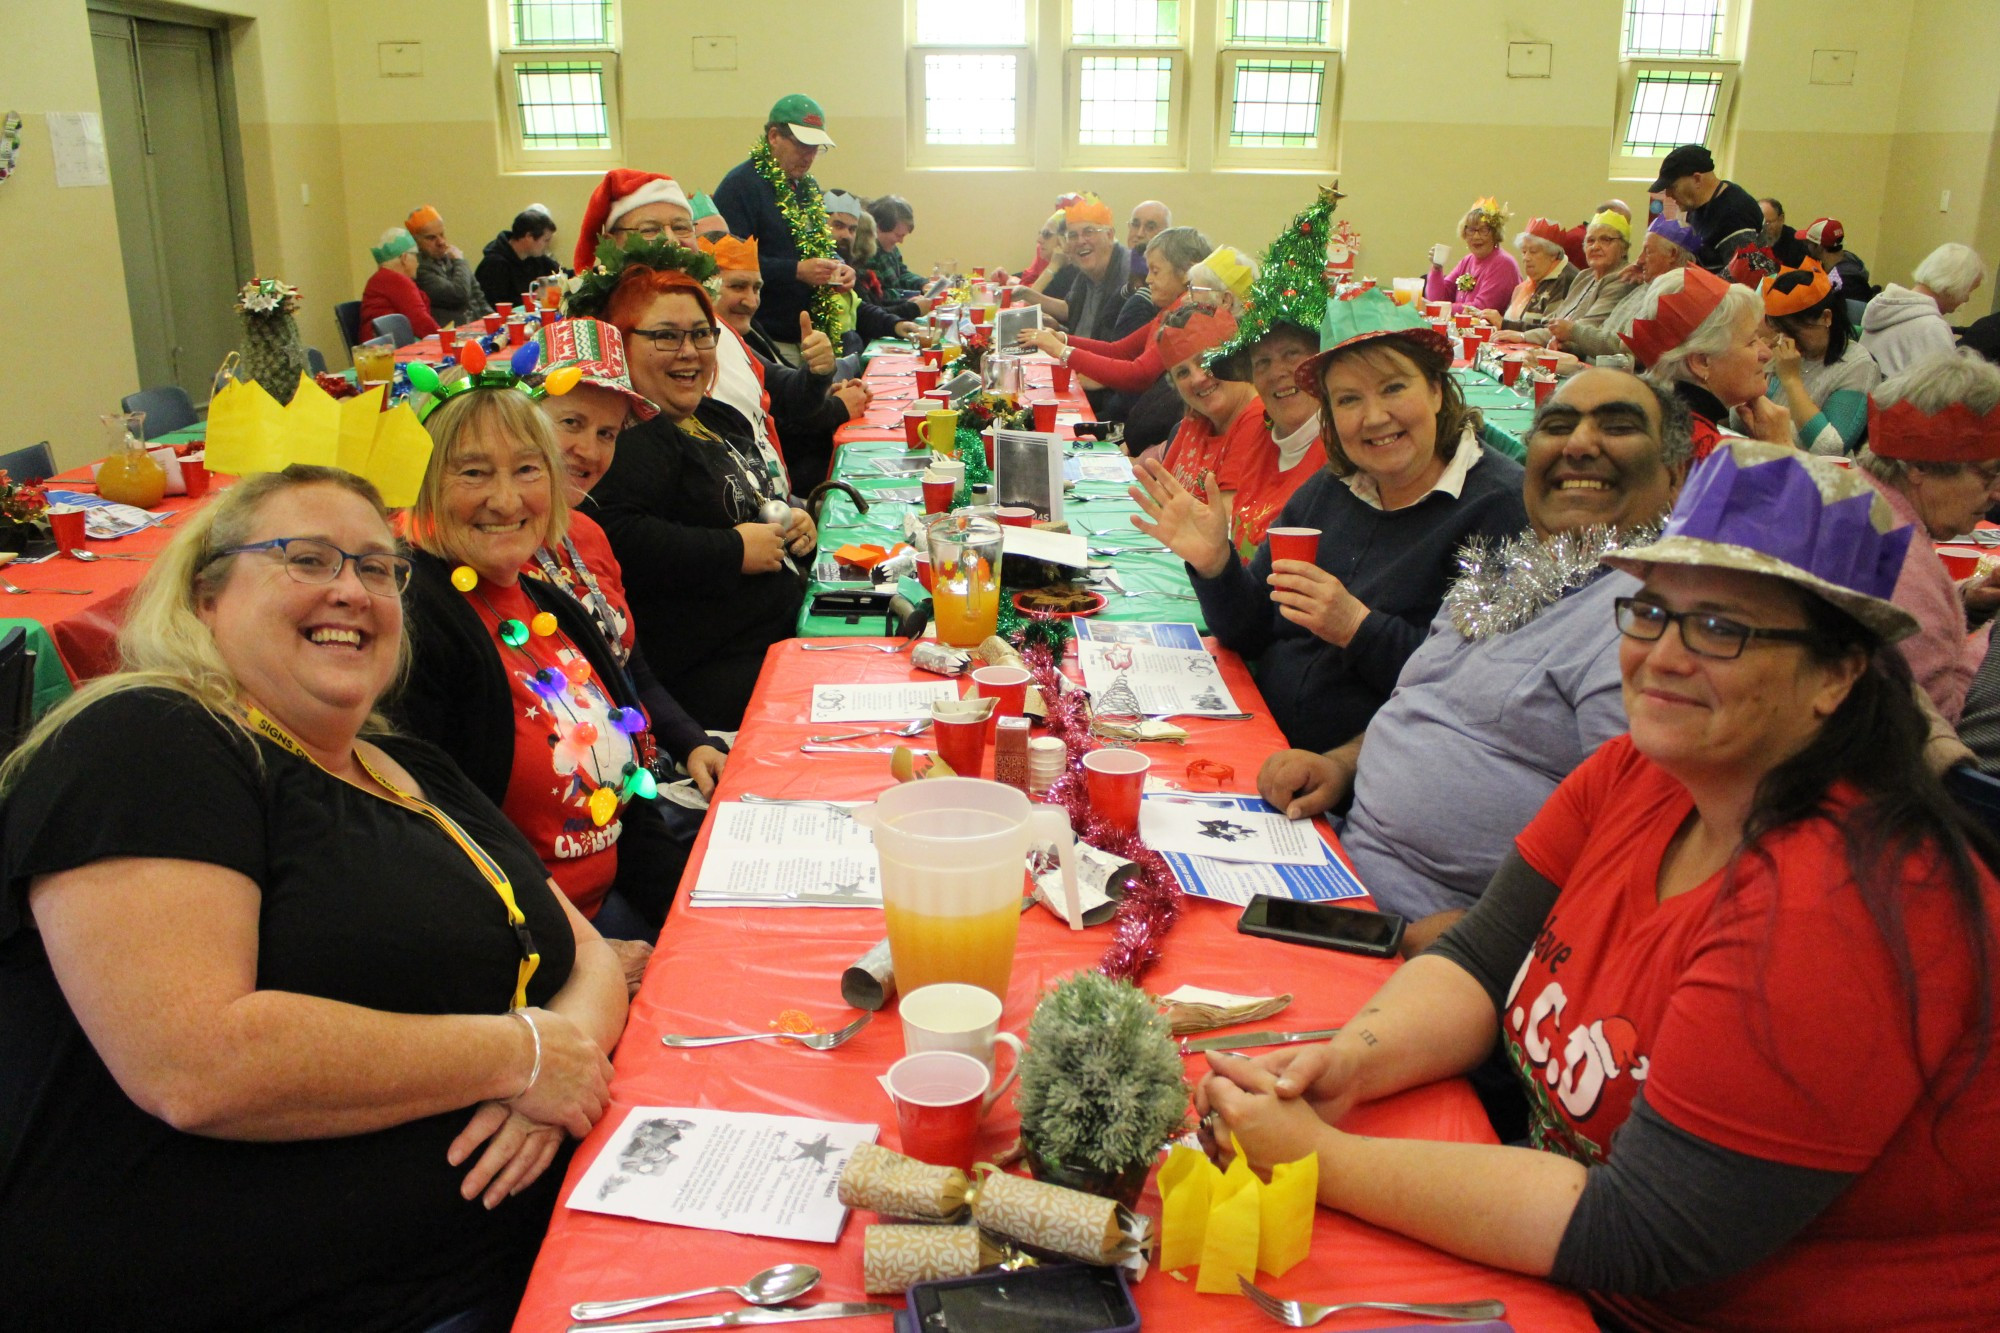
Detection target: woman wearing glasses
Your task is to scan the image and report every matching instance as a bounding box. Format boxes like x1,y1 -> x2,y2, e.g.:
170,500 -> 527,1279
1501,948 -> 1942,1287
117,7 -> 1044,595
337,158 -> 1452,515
397,384 -> 704,963
0,465 -> 626,1332
1197,442 -> 2000,1331
573,247 -> 813,730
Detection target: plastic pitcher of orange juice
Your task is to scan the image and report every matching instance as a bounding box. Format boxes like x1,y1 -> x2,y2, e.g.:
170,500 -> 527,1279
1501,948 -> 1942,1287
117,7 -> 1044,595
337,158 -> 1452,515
856,778 -> 1081,1000
928,514 -> 1001,647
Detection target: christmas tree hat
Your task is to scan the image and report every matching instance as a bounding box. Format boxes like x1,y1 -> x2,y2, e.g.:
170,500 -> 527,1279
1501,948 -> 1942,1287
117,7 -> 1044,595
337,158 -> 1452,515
1209,183 -> 1346,383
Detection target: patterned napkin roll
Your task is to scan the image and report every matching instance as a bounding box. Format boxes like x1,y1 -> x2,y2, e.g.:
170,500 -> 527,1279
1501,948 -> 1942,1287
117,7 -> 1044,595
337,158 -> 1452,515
837,1142 -> 972,1222
971,1170 -> 1137,1267
862,1225 -> 1022,1293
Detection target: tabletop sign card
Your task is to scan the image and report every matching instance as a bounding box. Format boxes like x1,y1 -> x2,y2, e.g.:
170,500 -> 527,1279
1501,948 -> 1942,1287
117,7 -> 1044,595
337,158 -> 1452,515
690,802 -> 883,908
992,303 -> 1043,351
1147,795 -> 1370,906
1073,621 -> 1244,718
992,428 -> 1066,520
567,1106 -> 878,1243
809,681 -> 959,723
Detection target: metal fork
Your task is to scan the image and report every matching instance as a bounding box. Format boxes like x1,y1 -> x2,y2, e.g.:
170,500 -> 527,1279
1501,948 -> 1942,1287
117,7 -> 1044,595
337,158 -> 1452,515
0,576 -> 93,595
661,1012 -> 872,1050
800,641 -> 906,653
1238,1277 -> 1504,1327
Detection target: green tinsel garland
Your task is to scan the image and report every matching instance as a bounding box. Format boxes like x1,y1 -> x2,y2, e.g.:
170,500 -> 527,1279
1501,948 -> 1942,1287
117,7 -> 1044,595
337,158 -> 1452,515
952,425 -> 989,508
1208,182 -> 1345,372
750,135 -> 842,337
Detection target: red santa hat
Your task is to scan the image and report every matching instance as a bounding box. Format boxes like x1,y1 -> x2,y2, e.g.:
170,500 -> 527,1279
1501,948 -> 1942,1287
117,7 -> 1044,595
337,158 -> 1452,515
573,169 -> 691,272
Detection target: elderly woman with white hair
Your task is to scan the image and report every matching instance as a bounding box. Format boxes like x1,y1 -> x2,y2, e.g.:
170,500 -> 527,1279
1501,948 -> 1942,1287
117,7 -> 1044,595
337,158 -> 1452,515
1559,217 -> 1697,360
1476,218 -> 1576,331
360,227 -> 440,341
1864,242 -> 1990,376
1620,266 -> 1792,456
1857,350 -> 2000,723
1497,212 -> 1639,348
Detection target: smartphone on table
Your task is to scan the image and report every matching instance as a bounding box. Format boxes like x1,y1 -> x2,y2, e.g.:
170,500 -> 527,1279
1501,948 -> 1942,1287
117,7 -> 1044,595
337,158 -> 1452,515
1237,893 -> 1406,958
898,1264 -> 1139,1333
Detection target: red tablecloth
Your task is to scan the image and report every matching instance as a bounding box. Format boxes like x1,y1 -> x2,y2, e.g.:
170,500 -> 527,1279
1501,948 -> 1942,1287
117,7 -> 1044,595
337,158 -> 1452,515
511,640 -> 1594,1332
833,353 -> 1093,451
21,465 -> 221,683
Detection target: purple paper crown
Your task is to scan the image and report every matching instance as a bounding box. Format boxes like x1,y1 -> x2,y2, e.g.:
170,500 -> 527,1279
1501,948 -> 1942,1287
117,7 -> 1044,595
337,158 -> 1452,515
1662,443 -> 1912,602
1647,216 -> 1700,254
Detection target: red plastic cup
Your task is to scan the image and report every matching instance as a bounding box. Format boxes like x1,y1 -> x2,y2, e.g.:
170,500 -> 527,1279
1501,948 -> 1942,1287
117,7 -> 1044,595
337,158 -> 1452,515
887,1051 -> 991,1171
914,553 -> 934,592
1000,288 -> 1014,309
969,306 -> 988,326
982,431 -> 995,469
435,326 -> 457,357
904,411 -> 928,450
508,319 -> 528,347
1267,526 -> 1321,565
483,314 -> 503,335
922,476 -> 956,515
1463,328 -> 1489,355
1051,364 -> 1073,394
922,346 -> 944,368
915,366 -> 941,394
1499,353 -> 1525,387
933,713 -> 990,778
1939,550 -> 1982,581
48,507 -> 87,554
995,506 -> 1035,528
1084,748 -> 1150,837
180,457 -> 211,499
1534,376 -> 1556,407
1536,350 -> 1562,375
970,665 -> 1031,740
1027,399 -> 1057,432
495,302 -> 514,319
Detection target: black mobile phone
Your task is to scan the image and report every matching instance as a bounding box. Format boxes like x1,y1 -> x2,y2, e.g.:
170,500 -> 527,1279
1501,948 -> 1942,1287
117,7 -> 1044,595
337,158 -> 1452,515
898,1265 -> 1139,1333
1237,894 -> 1405,958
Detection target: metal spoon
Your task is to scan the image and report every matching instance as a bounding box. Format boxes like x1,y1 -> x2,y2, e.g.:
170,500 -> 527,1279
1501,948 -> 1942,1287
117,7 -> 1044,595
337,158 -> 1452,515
68,549 -> 152,562
570,1263 -> 822,1322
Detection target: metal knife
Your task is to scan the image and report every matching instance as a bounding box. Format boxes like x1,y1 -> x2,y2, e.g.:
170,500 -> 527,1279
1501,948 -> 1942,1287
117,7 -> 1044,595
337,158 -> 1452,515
1181,1026 -> 1342,1055
565,1302 -> 897,1333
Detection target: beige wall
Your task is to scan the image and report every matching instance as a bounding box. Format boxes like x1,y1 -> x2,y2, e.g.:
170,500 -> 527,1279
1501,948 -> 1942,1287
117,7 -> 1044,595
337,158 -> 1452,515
9,0 -> 1998,464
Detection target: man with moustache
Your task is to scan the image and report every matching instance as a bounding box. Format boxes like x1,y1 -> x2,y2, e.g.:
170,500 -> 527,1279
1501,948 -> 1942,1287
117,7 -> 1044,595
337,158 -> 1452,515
1259,369 -> 1692,951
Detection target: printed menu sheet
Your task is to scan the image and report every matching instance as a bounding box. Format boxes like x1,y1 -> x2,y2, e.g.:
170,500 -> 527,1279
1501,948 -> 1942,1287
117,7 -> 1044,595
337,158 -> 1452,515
568,1107 -> 877,1242
690,801 -> 883,908
1073,621 -> 1242,718
1146,795 -> 1369,906
809,680 -> 958,723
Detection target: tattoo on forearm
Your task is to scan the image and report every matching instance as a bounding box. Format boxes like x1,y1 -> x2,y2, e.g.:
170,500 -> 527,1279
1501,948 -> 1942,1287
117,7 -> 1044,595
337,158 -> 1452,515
1357,1029 -> 1379,1047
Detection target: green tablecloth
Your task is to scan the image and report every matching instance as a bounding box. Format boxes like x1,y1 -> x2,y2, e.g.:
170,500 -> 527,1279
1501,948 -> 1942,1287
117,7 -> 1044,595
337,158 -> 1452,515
0,618 -> 76,718
799,438 -> 1207,637
1455,366 -> 1536,457
149,425 -> 207,446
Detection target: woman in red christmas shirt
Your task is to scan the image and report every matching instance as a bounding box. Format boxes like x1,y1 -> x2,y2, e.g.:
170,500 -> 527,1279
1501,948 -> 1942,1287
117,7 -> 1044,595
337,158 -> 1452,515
1199,440 -> 2000,1331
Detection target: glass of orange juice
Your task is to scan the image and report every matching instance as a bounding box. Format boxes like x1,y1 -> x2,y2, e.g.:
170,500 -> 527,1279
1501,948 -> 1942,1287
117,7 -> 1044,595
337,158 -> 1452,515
928,514 -> 1002,648
354,341 -> 395,386
856,778 -> 1079,999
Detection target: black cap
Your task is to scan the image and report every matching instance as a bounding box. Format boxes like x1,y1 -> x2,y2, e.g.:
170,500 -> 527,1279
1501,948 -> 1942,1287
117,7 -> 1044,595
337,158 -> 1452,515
1650,144 -> 1715,193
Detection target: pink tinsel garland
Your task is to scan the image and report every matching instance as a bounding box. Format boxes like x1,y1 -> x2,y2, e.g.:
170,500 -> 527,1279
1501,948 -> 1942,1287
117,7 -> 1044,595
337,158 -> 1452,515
1021,642 -> 1182,981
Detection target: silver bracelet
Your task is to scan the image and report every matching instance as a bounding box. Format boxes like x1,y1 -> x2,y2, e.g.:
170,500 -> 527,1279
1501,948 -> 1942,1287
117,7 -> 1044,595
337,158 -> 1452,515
508,1009 -> 543,1101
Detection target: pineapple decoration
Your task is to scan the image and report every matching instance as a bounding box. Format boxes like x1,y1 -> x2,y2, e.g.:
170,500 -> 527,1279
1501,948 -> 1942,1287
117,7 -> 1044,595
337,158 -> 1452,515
235,278 -> 309,405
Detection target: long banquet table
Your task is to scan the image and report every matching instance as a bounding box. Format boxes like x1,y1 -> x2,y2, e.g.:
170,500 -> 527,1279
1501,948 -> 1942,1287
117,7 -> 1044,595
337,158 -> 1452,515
511,638 -> 1595,1332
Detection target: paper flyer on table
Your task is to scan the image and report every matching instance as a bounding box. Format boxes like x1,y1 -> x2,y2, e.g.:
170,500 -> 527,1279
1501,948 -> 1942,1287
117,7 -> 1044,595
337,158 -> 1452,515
567,1107 -> 877,1243
1139,798 -> 1328,865
1073,628 -> 1241,718
690,846 -> 883,908
708,801 -> 874,851
810,680 -> 958,723
1148,796 -> 1370,905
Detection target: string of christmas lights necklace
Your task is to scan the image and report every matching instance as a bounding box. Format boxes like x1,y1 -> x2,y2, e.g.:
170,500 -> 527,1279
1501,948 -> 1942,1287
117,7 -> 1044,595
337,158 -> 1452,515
451,565 -> 658,825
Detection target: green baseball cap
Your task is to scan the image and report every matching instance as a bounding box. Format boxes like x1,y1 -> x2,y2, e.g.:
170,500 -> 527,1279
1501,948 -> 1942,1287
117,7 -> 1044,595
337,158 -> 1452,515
769,93 -> 834,147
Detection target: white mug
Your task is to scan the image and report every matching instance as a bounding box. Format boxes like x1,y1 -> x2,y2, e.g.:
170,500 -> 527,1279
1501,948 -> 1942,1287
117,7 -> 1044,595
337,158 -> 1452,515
900,983 -> 1024,1104
1429,242 -> 1451,269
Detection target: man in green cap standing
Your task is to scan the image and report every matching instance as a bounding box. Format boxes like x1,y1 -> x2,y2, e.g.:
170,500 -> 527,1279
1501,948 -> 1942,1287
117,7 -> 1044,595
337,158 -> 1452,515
714,93 -> 856,360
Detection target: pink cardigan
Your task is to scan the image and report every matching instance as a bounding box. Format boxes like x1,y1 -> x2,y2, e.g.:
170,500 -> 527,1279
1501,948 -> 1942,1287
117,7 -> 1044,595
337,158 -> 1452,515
1423,248 -> 1522,314
1873,478 -> 1988,723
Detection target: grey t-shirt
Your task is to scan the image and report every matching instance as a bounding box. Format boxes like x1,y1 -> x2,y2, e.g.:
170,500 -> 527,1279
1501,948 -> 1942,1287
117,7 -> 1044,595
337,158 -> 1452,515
1339,569 -> 1635,918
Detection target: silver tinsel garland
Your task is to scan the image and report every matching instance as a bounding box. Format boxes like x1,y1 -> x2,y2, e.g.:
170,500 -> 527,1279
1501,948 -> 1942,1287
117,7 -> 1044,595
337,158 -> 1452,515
1445,522 -> 1660,641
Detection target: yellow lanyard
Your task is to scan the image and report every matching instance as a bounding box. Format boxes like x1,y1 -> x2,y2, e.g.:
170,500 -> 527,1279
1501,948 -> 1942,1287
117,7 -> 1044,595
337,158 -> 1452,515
240,706 -> 540,1011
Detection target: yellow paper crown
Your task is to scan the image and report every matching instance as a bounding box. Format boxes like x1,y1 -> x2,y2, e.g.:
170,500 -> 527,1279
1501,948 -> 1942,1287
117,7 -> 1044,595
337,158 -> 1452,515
204,374 -> 434,508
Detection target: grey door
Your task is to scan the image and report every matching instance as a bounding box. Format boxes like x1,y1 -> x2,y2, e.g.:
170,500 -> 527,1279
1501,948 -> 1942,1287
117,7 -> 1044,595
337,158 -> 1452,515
90,11 -> 246,407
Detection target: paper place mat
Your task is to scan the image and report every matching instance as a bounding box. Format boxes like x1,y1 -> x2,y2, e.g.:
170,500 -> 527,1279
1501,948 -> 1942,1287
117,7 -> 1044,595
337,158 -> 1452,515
1140,797 -> 1327,866
809,680 -> 958,723
1149,795 -> 1369,906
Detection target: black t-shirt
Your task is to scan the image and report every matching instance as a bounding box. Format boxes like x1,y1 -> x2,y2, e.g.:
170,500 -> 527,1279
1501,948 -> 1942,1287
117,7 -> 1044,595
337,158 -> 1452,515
1686,179 -> 1764,272
0,688 -> 578,1333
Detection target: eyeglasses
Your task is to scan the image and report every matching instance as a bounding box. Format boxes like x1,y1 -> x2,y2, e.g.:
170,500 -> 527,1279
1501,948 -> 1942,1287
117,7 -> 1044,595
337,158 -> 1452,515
627,325 -> 719,351
1073,226 -> 1113,240
1613,596 -> 1818,660
211,537 -> 413,597
609,221 -> 696,241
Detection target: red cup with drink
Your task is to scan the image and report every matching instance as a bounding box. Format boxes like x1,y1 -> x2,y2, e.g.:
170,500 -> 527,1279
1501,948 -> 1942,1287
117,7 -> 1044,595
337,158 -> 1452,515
1533,375 -> 1556,408
922,475 -> 956,515
1051,364 -> 1073,394
435,326 -> 457,357
914,553 -> 934,592
886,1051 -> 993,1171
495,302 -> 513,320
1267,526 -> 1321,565
1083,749 -> 1151,837
1031,399 -> 1058,432
932,709 -> 992,778
969,665 -> 1031,739
180,455 -> 211,499
48,505 -> 87,555
995,506 -> 1035,528
904,411 -> 928,450
1500,352 -> 1526,387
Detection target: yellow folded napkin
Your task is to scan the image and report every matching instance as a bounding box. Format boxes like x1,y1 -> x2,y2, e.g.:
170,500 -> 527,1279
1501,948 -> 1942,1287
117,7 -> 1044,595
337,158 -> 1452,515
1158,1140 -> 1315,1292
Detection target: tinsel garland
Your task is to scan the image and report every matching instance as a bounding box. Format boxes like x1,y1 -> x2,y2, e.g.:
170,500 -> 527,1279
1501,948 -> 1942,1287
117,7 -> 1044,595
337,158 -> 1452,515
1208,183 -> 1343,370
750,136 -> 841,338
1017,643 -> 1181,982
1444,522 -> 1660,640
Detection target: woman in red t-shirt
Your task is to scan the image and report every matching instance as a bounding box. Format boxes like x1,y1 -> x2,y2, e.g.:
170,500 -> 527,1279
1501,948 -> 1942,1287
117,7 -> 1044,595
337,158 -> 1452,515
1197,441 -> 2000,1331
1207,319 -> 1325,558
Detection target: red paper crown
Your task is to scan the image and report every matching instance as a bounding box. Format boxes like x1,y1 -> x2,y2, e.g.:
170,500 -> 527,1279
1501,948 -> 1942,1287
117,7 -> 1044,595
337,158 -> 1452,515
1621,265 -> 1730,367
1866,397 -> 2000,465
1523,217 -> 1569,250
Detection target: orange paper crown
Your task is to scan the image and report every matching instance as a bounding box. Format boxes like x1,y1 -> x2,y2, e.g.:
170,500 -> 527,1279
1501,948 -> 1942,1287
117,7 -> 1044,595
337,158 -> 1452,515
405,204 -> 442,233
1760,259 -> 1833,318
1621,265 -> 1730,368
1866,397 -> 2000,465
697,233 -> 760,273
1063,192 -> 1114,228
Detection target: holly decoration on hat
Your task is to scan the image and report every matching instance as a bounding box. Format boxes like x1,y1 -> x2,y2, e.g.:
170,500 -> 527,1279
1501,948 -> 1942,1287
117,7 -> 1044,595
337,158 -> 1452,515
1208,180 -> 1346,371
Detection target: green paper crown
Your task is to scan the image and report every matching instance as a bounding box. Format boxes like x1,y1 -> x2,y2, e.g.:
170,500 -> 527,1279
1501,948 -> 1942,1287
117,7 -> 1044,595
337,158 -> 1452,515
1316,287 -> 1434,351
1209,183 -> 1344,381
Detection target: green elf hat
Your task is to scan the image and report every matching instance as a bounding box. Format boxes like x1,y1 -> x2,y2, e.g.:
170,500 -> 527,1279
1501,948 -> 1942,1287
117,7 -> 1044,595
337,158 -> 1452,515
1209,183 -> 1346,383
769,93 -> 834,147
371,229 -> 417,264
1295,288 -> 1452,398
